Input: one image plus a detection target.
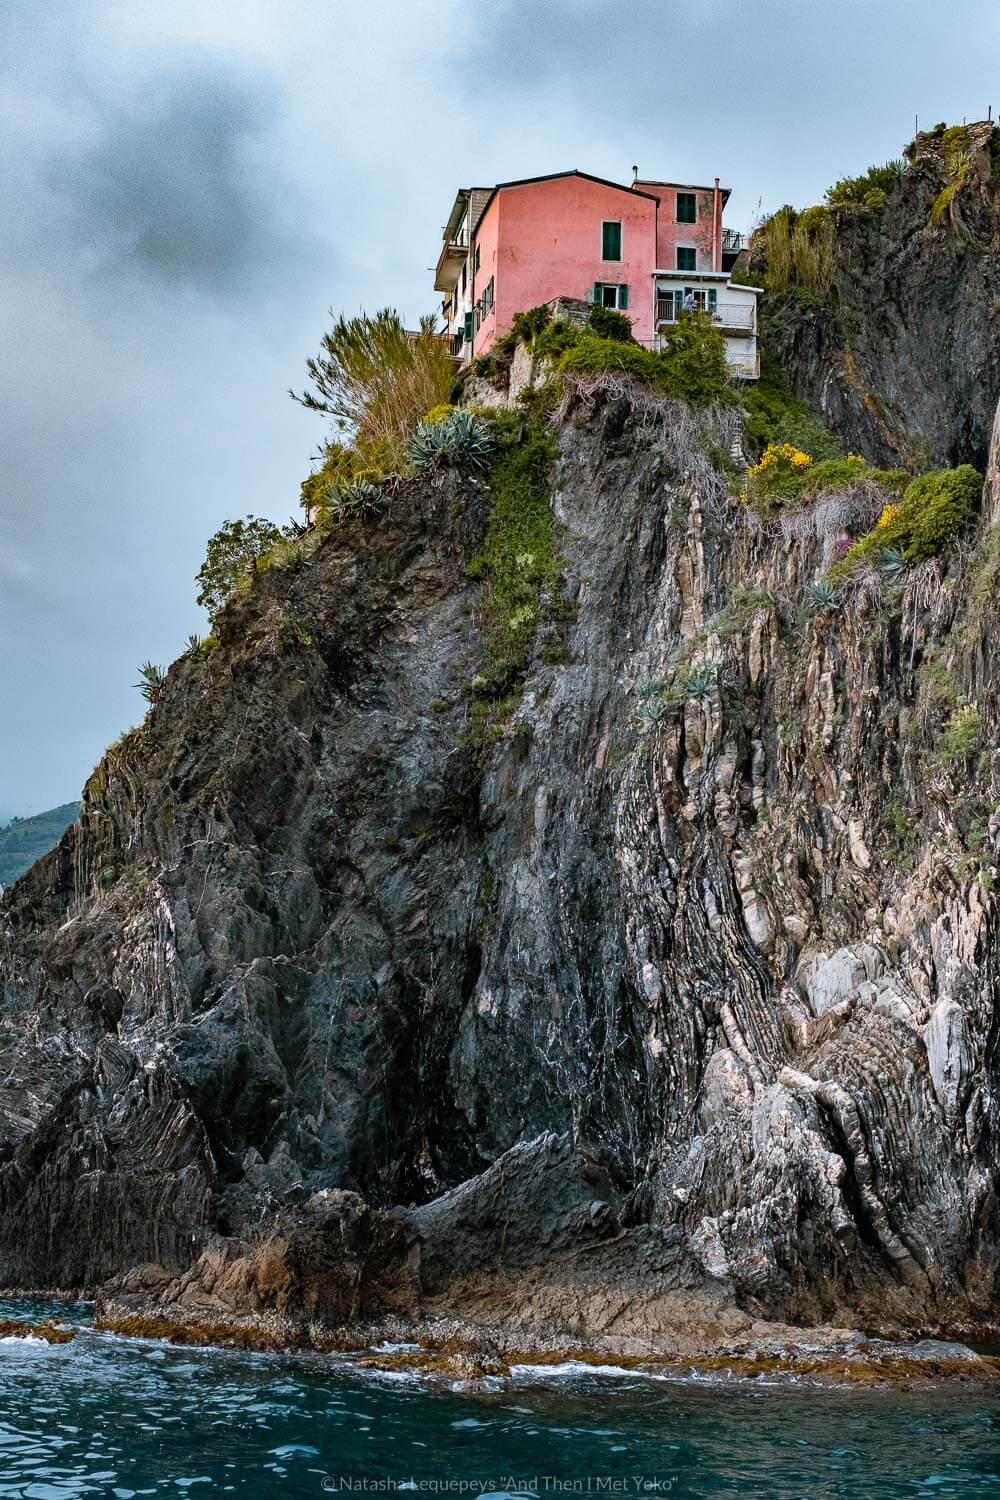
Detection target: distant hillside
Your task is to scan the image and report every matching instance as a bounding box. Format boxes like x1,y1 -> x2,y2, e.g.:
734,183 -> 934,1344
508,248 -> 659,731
0,802 -> 80,887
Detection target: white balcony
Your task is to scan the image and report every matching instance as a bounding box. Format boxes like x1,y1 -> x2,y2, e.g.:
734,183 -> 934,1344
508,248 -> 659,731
656,298 -> 755,335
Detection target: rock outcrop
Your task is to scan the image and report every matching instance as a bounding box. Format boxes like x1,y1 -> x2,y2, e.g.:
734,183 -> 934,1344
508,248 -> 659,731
754,121 -> 1000,470
3,377 -> 1000,1348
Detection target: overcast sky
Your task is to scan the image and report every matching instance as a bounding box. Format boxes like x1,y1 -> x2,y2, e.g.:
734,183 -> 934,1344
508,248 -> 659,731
2,0 -> 998,817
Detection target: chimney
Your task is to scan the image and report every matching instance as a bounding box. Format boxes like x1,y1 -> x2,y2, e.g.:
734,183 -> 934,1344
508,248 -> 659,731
713,177 -> 723,273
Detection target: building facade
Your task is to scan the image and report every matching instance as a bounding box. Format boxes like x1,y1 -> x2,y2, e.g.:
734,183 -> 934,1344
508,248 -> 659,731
433,169 -> 759,379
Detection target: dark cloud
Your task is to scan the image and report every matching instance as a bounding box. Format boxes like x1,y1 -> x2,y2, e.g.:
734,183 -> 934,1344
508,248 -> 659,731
51,64 -> 306,297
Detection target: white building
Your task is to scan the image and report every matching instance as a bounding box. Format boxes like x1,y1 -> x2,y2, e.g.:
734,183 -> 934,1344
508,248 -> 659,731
653,270 -> 761,380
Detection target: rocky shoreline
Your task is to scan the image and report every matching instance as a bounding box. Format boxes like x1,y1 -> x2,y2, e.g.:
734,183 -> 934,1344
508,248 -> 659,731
5,1292 -> 1000,1389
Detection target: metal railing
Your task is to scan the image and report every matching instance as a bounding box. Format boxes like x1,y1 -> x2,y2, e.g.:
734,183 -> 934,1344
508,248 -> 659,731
722,228 -> 744,253
656,299 -> 755,331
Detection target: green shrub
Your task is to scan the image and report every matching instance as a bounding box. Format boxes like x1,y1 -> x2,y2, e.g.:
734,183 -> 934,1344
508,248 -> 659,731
587,303 -> 634,342
825,161 -> 904,209
556,315 -> 729,406
745,439 -> 913,520
532,319 -> 588,363
299,441 -> 390,513
292,308 -> 454,476
802,458 -> 909,501
940,703 -> 982,763
510,305 -> 552,344
751,204 -> 836,299
896,465 -> 981,560
656,314 -> 731,403
829,465 -> 981,579
196,515 -> 288,620
468,432 -> 559,692
739,351 -> 842,459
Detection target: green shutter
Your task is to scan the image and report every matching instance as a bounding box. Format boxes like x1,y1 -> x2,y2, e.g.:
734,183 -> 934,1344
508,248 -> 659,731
619,284 -> 628,309
674,289 -> 683,317
594,283 -> 603,303
463,312 -> 474,342
602,221 -> 622,260
708,288 -> 717,311
677,192 -> 696,224
677,247 -> 696,271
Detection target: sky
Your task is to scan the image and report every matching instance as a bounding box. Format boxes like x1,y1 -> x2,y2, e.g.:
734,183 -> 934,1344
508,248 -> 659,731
2,0 -> 998,817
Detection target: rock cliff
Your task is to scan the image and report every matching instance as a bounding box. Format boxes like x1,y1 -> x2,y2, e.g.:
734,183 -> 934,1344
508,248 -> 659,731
3,370 -> 1000,1349
753,120 -> 1000,471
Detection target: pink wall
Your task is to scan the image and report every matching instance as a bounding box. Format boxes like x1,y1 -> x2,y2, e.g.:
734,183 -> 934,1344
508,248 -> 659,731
633,182 -> 720,273
472,176 -> 659,355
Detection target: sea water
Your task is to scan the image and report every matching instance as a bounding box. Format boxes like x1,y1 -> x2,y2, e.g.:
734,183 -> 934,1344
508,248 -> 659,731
0,1299 -> 997,1498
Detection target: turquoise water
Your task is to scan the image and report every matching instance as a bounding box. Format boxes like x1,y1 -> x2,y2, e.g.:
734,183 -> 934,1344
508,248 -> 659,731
0,1301 -> 998,1498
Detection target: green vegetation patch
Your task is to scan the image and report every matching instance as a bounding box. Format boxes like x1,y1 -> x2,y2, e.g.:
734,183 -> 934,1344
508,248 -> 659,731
743,443 -> 909,521
825,160 -> 904,210
467,428 -> 560,695
475,302 -> 730,406
829,464 -> 982,580
739,350 -> 843,460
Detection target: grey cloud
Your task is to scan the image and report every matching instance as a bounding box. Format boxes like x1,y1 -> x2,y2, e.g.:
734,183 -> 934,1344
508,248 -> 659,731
49,64 -> 310,297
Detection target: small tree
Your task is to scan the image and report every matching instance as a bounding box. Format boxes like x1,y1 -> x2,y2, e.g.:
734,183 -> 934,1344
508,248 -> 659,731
196,515 -> 286,620
291,309 -> 454,476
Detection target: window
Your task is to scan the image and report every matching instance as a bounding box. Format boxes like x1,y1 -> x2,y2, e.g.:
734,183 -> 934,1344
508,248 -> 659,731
482,276 -> 494,313
676,192 -> 696,224
593,282 -> 629,309
676,247 -> 697,271
463,312 -> 474,343
676,287 -> 718,314
461,263 -> 467,293
474,245 -> 481,273
601,220 -> 622,260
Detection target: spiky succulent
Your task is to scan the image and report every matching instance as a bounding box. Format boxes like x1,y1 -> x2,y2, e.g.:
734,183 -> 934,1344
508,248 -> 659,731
804,581 -> 840,611
135,661 -> 166,704
636,697 -> 671,733
635,676 -> 671,698
321,478 -> 387,522
408,409 -> 495,475
683,663 -> 716,699
876,545 -> 908,576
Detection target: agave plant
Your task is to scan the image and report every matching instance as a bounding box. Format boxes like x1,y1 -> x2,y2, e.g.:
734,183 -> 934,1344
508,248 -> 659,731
804,581 -> 840,612
683,663 -> 716,700
337,478 -> 385,514
185,633 -> 204,655
408,409 -> 495,475
876,545 -> 908,576
135,661 -> 166,704
635,676 -> 672,698
636,697 -> 671,733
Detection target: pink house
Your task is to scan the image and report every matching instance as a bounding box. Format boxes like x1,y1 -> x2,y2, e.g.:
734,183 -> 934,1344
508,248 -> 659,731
433,169 -> 759,379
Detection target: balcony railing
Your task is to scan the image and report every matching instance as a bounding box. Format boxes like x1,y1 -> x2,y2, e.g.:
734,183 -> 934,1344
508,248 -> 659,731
722,228 -> 744,254
656,299 -> 755,332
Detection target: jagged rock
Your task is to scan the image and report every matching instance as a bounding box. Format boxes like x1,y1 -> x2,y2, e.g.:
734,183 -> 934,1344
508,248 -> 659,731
800,945 -> 885,1016
2,379 -> 1000,1345
756,125 -> 1000,470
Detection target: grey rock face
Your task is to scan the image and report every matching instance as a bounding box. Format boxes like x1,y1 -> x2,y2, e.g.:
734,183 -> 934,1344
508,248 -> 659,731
2,384 -> 1000,1342
755,125 -> 1000,470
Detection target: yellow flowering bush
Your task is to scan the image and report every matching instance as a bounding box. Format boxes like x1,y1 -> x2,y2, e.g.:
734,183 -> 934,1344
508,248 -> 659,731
876,502 -> 901,530
424,403 -> 456,426
744,447 -> 882,520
